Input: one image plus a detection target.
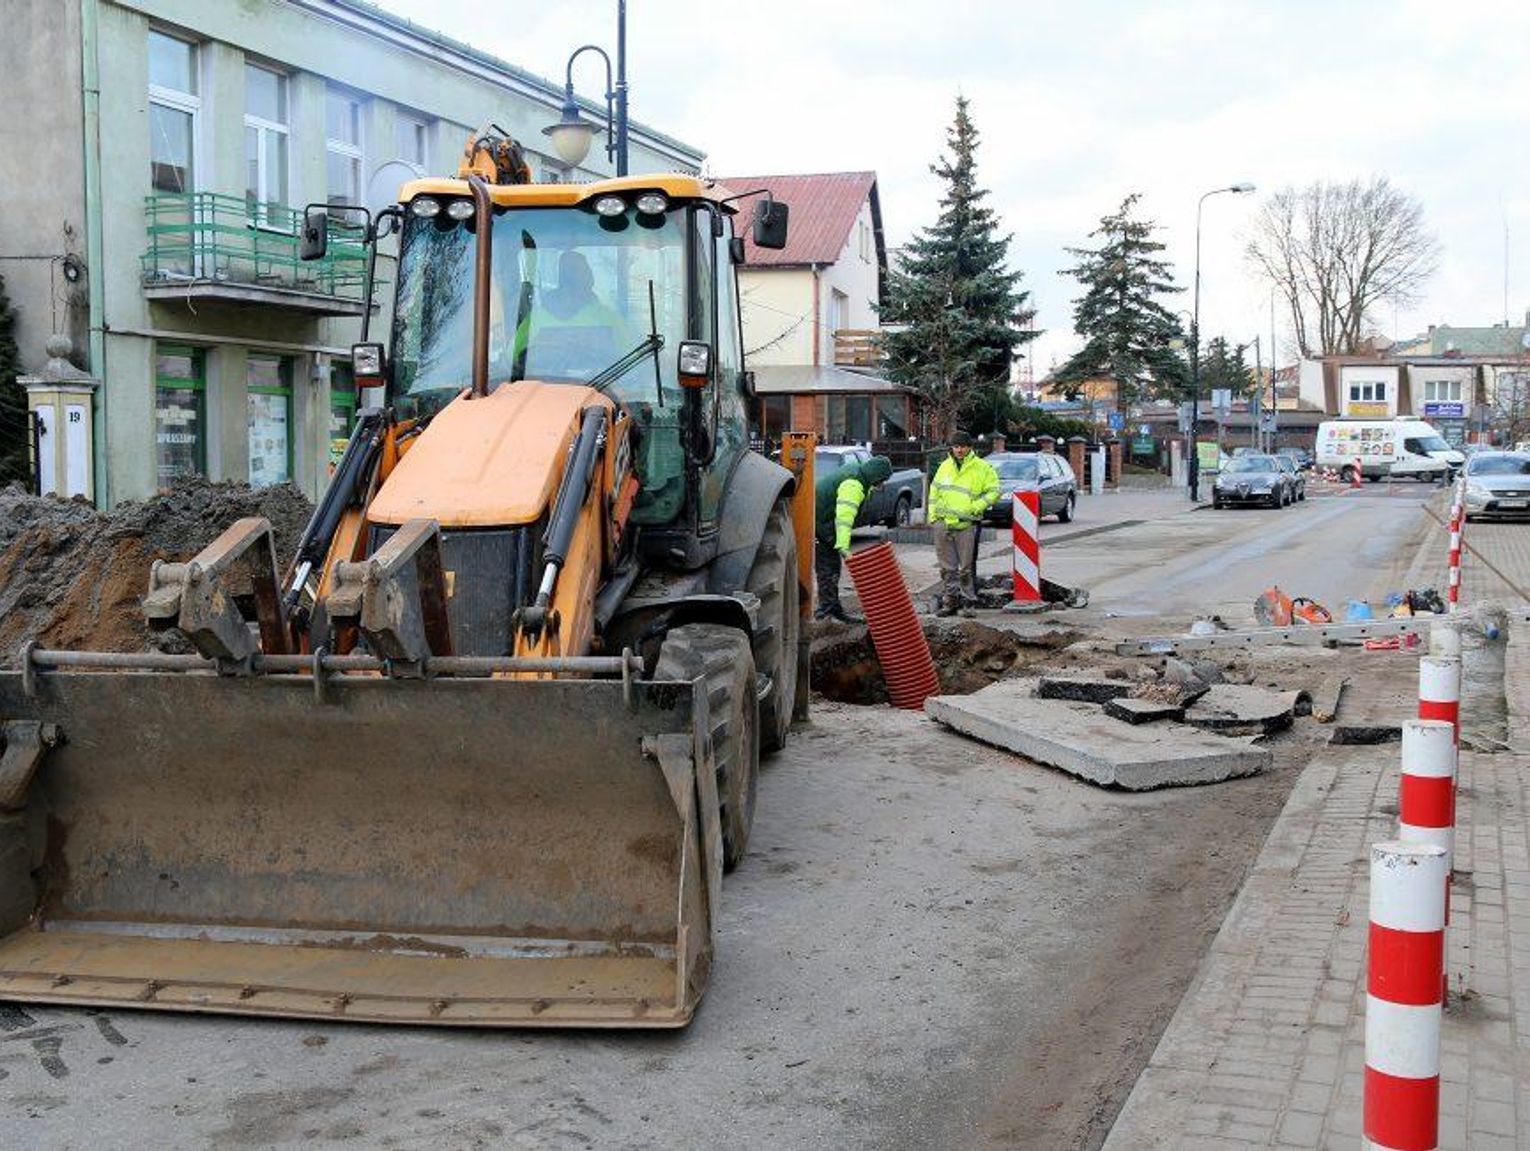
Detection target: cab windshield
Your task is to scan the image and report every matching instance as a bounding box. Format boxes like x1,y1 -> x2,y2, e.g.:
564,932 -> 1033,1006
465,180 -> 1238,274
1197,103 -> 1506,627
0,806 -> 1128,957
388,202 -> 691,420
1225,457 -> 1278,473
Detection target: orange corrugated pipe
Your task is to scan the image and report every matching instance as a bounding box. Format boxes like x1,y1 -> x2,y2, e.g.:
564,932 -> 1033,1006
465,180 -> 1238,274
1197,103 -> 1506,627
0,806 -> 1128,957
845,542 -> 939,710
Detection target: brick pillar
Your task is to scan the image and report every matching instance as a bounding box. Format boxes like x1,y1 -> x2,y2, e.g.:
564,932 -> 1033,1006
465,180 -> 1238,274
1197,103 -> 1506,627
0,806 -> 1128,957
790,393 -> 817,435
1066,436 -> 1088,485
1106,437 -> 1123,488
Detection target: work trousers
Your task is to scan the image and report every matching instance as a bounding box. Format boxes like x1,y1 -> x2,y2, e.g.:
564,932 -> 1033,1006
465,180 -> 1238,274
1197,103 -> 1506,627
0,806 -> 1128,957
814,539 -> 844,616
932,523 -> 978,603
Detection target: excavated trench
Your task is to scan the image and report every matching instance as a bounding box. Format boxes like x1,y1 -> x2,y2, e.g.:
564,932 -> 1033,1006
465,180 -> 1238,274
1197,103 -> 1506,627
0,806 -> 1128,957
811,617 -> 1083,705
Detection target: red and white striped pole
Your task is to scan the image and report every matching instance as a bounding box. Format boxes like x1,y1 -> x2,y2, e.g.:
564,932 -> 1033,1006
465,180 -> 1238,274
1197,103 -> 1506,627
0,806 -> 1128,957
1398,719 -> 1457,864
1418,656 -> 1461,745
1011,486 -> 1041,603
1352,455 -> 1365,489
1446,505 -> 1462,614
1365,841 -> 1447,1151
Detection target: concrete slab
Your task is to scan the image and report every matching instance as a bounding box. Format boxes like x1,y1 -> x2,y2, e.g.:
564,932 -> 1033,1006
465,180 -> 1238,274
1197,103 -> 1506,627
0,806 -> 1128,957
1105,697 -> 1186,725
1036,675 -> 1132,704
1183,683 -> 1300,736
924,681 -> 1271,790
1310,676 -> 1347,723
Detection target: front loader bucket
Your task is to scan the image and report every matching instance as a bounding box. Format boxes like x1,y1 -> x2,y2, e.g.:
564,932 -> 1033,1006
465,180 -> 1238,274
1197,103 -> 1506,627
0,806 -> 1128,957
0,665 -> 722,1028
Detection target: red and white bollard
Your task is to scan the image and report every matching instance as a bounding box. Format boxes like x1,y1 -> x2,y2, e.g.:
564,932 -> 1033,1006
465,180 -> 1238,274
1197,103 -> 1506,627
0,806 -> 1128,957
1418,656 -> 1461,744
1352,456 -> 1365,489
1446,505 -> 1462,614
1398,719 -> 1457,864
1365,841 -> 1447,1151
1011,486 -> 1041,603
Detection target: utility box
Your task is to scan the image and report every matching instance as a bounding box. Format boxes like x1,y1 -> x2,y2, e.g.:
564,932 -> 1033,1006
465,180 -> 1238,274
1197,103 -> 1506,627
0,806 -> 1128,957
20,336 -> 100,502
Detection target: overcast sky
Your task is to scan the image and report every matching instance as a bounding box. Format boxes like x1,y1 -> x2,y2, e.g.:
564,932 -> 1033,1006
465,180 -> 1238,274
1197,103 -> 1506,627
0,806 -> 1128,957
389,0 -> 1530,376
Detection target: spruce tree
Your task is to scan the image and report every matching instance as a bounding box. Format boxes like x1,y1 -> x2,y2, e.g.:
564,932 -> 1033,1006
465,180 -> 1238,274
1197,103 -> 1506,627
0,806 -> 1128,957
1200,336 -> 1256,400
0,273 -> 29,488
879,97 -> 1036,439
1055,194 -> 1188,413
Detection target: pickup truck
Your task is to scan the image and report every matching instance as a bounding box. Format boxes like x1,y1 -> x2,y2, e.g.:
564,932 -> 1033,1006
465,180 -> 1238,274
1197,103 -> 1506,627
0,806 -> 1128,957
815,445 -> 925,527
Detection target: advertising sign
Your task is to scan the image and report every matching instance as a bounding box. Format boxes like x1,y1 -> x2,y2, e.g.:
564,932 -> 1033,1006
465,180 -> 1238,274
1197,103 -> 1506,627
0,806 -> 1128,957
1347,401 -> 1389,418
1423,402 -> 1465,419
1196,440 -> 1222,471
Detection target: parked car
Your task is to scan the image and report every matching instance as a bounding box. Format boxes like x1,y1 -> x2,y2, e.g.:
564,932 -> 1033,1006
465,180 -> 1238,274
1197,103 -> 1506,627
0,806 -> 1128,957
1212,455 -> 1293,509
1273,454 -> 1306,500
1462,452 -> 1530,521
814,446 -> 924,527
1276,446 -> 1314,472
981,452 -> 1078,525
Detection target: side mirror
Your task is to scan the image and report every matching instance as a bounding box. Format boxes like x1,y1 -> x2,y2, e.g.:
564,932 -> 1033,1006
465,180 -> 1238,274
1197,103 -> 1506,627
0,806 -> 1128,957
752,199 -> 789,250
740,369 -> 756,399
300,208 -> 329,261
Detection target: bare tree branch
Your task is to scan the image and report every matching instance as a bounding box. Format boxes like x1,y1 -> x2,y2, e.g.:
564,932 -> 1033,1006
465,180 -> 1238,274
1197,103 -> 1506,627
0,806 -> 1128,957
1244,177 -> 1438,356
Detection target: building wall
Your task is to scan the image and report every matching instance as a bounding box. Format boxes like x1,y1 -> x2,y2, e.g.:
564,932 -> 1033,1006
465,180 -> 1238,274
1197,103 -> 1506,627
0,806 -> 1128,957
1337,364 -> 1399,418
3,0 -> 702,505
0,0 -> 88,371
816,198 -> 881,365
738,267 -> 816,368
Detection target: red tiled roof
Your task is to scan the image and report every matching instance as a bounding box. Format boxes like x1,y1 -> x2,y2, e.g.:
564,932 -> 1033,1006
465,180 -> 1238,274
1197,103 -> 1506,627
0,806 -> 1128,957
714,171 -> 880,268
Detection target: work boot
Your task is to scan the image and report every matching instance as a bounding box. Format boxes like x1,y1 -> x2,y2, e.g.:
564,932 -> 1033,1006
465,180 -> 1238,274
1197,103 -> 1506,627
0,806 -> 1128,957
935,596 -> 958,618
829,608 -> 863,625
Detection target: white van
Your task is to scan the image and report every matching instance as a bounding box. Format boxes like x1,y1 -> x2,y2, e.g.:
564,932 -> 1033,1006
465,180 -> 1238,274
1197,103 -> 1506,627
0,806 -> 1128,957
1314,419 -> 1464,482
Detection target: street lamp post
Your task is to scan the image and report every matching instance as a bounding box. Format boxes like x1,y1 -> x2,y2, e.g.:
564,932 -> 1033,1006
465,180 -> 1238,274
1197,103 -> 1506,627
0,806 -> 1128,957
542,0 -> 630,176
1189,181 -> 1256,501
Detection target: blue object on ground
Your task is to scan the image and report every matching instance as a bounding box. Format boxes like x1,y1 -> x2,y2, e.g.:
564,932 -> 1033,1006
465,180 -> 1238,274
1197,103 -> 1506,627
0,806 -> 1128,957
1345,600 -> 1373,621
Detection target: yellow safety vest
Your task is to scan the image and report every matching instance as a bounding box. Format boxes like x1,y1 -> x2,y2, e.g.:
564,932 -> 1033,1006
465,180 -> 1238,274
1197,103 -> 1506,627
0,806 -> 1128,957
930,454 -> 999,526
834,477 -> 866,552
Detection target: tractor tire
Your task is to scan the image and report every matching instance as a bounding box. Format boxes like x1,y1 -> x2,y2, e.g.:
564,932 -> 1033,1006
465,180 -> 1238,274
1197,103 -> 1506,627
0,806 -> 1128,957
1341,465 -> 1358,485
892,494 -> 913,527
655,624 -> 760,871
1058,493 -> 1076,523
745,500 -> 799,755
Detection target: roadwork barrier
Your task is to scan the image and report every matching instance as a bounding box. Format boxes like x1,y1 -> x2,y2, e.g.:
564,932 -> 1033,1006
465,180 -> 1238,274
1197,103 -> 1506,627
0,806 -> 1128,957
1365,841 -> 1447,1151
1011,487 -> 1041,604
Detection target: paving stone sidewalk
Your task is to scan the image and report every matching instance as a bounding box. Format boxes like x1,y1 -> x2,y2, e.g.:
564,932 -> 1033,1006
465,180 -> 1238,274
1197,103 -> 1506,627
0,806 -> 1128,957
1103,520 -> 1530,1149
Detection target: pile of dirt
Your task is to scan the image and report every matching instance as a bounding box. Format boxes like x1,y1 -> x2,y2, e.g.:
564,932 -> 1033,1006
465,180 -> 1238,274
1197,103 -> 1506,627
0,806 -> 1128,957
811,617 -> 1079,705
0,479 -> 313,666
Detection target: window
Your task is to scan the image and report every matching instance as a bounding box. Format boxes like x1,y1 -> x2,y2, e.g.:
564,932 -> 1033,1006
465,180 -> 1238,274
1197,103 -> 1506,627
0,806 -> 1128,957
244,65 -> 289,222
826,395 -> 872,443
326,88 -> 364,207
328,361 -> 356,467
757,395 -> 790,443
247,355 -> 293,486
830,289 -> 849,335
148,31 -> 198,193
1348,381 -> 1387,403
1423,379 -> 1462,403
155,346 -> 205,487
396,113 -> 427,170
876,394 -> 908,439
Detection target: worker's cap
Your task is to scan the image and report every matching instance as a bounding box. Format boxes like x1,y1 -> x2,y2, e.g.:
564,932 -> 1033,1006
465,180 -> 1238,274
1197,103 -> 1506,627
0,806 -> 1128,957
950,431 -> 973,447
862,456 -> 893,485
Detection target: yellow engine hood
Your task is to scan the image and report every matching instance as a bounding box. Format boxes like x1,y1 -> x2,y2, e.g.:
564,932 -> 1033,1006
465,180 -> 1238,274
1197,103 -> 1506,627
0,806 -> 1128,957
368,382 -> 611,528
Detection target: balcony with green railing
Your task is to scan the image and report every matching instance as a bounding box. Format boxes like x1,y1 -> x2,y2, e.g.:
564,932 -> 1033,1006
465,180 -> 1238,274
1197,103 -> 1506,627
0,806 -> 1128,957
141,193 -> 375,317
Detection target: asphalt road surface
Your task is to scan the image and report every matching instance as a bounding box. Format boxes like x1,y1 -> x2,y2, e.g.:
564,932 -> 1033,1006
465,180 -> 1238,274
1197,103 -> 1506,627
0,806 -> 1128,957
0,491 -> 1435,1150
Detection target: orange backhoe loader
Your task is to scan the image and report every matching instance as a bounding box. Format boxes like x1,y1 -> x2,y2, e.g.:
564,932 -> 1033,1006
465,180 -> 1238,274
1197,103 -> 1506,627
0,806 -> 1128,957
0,129 -> 816,1028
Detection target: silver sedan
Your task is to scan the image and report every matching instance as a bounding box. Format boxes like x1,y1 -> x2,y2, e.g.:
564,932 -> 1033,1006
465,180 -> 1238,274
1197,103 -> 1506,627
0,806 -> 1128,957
1463,452 -> 1530,520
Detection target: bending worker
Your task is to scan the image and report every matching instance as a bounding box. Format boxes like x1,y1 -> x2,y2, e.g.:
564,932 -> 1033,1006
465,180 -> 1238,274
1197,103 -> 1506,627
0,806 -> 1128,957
814,454 -> 893,623
929,431 -> 999,616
